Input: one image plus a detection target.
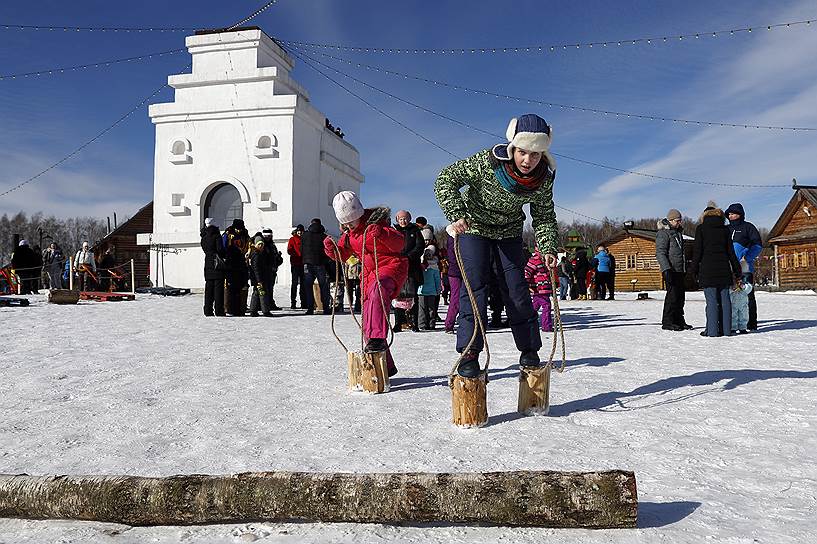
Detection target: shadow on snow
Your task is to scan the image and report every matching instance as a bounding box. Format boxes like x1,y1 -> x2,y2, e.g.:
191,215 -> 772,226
550,368 -> 817,416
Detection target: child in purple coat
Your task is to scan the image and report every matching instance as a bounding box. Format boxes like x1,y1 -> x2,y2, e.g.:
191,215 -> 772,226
524,250 -> 554,332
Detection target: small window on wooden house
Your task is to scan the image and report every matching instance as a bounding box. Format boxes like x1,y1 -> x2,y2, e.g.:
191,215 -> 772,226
793,253 -> 801,268
626,255 -> 637,269
809,251 -> 816,267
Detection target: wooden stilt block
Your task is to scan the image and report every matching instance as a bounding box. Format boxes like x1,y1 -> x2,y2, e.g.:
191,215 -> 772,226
47,289 -> 80,305
312,283 -> 323,312
517,364 -> 551,415
347,351 -> 390,394
450,372 -> 488,428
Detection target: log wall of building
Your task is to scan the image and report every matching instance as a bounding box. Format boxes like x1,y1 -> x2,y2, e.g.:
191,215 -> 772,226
777,242 -> 817,289
95,203 -> 153,289
608,236 -> 663,292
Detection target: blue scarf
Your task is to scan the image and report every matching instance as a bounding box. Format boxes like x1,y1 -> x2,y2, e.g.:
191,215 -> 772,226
494,163 -> 543,194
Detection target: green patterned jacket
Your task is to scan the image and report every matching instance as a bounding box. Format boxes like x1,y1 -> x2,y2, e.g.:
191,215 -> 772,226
434,149 -> 558,254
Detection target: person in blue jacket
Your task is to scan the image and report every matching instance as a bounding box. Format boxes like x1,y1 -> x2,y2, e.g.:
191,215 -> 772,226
592,244 -> 615,300
417,237 -> 442,330
725,203 -> 762,330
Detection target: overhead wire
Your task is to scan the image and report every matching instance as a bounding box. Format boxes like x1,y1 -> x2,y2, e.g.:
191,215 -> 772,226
285,45 -> 817,132
0,78 -> 176,198
227,0 -> 280,30
0,23 -> 195,33
0,2 -> 282,199
289,49 -> 608,223
288,47 -> 790,189
277,18 -> 815,55
0,48 -> 186,80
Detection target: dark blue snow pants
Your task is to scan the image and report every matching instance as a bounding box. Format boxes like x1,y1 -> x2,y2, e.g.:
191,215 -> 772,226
455,234 -> 541,355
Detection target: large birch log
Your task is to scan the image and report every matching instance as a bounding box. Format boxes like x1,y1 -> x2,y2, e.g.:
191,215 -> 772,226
47,289 -> 79,305
0,471 -> 637,528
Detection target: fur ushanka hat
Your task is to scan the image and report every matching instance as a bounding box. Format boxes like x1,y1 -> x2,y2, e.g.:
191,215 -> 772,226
492,113 -> 556,171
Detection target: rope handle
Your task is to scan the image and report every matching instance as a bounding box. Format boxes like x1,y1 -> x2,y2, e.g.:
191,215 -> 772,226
547,263 -> 567,373
326,236 -> 363,355
448,230 -> 490,378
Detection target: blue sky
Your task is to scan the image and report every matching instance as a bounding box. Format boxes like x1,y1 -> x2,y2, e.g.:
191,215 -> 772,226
2,0 -> 817,229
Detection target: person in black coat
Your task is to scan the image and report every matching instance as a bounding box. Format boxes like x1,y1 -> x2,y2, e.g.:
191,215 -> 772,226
261,228 -> 283,311
691,205 -> 741,337
573,250 -> 590,300
98,248 -> 116,292
200,218 -> 226,316
393,210 -> 424,332
11,240 -> 39,295
222,218 -> 250,316
248,236 -> 272,317
300,218 -> 331,314
725,202 -> 762,330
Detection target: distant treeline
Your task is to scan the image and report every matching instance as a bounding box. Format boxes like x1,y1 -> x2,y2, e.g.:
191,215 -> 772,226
1,211 -> 109,264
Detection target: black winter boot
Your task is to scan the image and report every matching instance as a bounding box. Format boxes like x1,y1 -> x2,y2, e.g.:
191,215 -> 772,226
364,338 -> 388,354
519,350 -> 541,368
456,351 -> 481,378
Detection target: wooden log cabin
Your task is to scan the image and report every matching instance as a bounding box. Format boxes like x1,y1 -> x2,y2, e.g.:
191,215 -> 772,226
601,227 -> 695,292
92,202 -> 153,289
768,182 -> 817,290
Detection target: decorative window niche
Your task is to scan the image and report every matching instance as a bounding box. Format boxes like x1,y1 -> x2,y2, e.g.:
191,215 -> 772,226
257,191 -> 278,211
254,134 -> 279,158
169,193 -> 190,216
169,138 -> 192,164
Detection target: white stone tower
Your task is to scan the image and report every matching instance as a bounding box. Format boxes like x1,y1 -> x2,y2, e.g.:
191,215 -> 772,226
138,27 -> 363,288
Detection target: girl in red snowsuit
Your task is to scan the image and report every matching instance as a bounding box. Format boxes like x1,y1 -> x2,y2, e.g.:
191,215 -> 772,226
324,192 -> 408,375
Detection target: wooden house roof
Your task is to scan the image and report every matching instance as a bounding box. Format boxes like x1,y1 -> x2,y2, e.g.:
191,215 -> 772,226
768,184 -> 817,243
93,201 -> 153,250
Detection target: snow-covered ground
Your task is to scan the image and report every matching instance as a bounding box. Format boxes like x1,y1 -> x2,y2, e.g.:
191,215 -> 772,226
1,288 -> 815,543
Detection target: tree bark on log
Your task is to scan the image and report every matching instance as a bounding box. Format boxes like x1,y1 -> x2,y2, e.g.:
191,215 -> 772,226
47,289 -> 79,305
0,471 -> 637,528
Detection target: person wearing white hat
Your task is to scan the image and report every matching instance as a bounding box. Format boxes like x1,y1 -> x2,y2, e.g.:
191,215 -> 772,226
74,241 -> 97,291
435,114 -> 558,378
324,191 -> 408,376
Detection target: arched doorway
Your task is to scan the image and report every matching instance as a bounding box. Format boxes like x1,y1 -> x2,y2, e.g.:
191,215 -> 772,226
203,183 -> 243,228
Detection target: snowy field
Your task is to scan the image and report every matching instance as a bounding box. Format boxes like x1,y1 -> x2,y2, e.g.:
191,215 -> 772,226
1,287 -> 815,543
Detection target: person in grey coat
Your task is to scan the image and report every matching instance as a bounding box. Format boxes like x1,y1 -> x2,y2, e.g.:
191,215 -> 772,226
43,242 -> 64,289
656,209 -> 691,331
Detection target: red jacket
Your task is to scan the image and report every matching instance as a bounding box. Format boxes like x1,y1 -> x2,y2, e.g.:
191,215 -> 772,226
324,208 -> 408,300
286,235 -> 302,267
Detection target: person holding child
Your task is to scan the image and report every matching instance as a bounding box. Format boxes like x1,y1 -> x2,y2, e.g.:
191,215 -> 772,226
691,203 -> 742,337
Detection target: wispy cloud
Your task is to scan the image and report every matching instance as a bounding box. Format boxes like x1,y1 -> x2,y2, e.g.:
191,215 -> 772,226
564,1 -> 817,228
0,148 -> 151,220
